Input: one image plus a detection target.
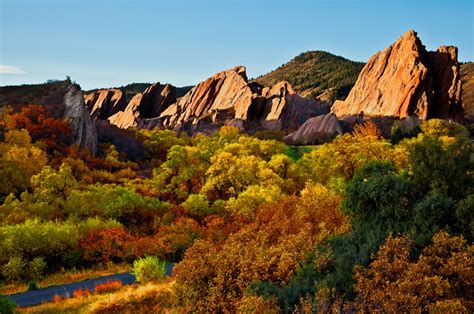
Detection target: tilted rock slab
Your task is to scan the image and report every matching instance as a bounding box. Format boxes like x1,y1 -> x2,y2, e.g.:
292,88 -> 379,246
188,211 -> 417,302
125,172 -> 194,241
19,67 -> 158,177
109,83 -> 176,129
284,113 -> 343,144
157,66 -> 329,133
84,89 -> 127,120
332,30 -> 463,123
159,66 -> 256,127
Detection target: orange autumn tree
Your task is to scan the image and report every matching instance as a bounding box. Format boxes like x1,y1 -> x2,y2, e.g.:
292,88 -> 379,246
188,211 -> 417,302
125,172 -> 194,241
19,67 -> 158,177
352,120 -> 383,138
9,105 -> 73,155
174,184 -> 350,312
349,231 -> 473,312
79,227 -> 135,263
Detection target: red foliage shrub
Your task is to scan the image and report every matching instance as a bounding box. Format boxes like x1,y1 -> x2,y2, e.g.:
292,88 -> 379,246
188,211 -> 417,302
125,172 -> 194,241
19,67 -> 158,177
79,227 -> 135,263
153,218 -> 202,261
94,280 -> 123,294
73,288 -> 91,298
10,105 -> 73,155
52,294 -> 63,302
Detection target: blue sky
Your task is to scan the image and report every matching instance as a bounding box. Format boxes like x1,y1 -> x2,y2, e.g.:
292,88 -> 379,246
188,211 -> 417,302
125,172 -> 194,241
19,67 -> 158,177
1,0 -> 473,90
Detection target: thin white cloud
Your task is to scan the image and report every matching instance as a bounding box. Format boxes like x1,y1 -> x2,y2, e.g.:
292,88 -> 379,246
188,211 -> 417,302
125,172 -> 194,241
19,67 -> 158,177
0,65 -> 26,74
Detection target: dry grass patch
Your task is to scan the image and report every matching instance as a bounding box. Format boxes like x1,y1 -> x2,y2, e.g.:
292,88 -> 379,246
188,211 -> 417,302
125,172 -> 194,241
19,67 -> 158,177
19,280 -> 177,314
86,279 -> 176,313
93,280 -> 123,294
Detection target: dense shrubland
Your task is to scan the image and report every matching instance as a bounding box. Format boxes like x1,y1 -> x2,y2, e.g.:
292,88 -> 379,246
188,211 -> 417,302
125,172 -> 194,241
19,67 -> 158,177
0,104 -> 472,312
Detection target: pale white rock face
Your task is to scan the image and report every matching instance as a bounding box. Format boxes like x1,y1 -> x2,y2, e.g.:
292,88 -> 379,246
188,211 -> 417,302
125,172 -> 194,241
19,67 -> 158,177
63,84 -> 98,154
284,113 -> 343,144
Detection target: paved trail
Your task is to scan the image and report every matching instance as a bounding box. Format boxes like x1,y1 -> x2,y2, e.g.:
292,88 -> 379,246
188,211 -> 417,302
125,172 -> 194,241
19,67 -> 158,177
6,264 -> 173,308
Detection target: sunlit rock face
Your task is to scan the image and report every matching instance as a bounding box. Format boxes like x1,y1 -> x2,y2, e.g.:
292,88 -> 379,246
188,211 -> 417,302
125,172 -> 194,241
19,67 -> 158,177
332,30 -> 463,123
84,89 -> 127,120
155,66 -> 329,133
108,83 -> 176,129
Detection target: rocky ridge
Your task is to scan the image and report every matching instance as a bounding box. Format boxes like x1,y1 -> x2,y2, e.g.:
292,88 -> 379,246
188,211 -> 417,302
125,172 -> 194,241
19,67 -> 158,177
84,89 -> 127,120
108,83 -> 177,129
99,66 -> 329,134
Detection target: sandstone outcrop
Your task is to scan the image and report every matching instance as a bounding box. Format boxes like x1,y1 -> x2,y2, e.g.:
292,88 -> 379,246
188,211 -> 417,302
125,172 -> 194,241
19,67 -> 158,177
284,113 -> 342,144
109,83 -> 176,129
156,66 -> 329,133
332,30 -> 463,123
256,81 -> 329,131
0,80 -> 98,153
159,66 -> 256,127
84,89 -> 126,120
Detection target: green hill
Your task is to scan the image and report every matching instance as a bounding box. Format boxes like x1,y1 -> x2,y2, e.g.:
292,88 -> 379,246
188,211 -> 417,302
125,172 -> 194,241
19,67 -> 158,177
253,51 -> 364,101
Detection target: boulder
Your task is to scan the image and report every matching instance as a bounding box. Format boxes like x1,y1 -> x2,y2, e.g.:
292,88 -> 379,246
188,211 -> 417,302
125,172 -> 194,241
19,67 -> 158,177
284,113 -> 342,144
84,89 -> 126,120
332,30 -> 463,123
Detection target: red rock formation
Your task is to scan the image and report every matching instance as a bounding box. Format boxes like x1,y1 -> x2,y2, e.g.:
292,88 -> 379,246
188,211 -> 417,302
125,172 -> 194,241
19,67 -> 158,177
427,46 -> 462,121
258,81 -> 328,131
157,66 -> 328,132
84,89 -> 126,120
461,62 -> 474,123
284,113 -> 342,144
332,30 -> 463,123
159,66 -> 256,127
109,83 -> 176,129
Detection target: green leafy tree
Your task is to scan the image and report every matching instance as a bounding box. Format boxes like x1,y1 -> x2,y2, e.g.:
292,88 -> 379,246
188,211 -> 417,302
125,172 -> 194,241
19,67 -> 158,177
133,256 -> 167,283
182,194 -> 215,219
154,145 -> 207,202
406,132 -> 472,199
0,294 -> 16,314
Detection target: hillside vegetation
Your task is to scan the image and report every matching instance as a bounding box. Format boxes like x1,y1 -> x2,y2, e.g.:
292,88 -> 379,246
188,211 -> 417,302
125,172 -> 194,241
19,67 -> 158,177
253,51 -> 364,101
0,81 -> 70,108
0,100 -> 472,313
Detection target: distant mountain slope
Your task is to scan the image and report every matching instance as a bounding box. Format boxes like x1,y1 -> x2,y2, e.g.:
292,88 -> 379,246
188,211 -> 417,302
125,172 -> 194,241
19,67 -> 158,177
253,51 -> 364,101
87,83 -> 193,103
461,62 -> 474,123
